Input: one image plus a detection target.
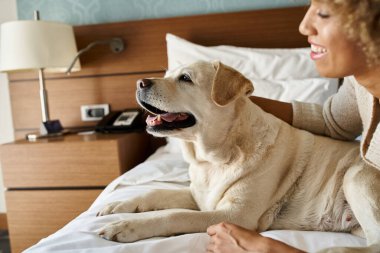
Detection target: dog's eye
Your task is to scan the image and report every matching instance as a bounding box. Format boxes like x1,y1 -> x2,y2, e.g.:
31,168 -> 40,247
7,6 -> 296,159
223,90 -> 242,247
178,74 -> 192,83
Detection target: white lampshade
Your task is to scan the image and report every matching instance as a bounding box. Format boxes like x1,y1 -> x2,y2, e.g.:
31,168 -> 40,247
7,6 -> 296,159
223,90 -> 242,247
0,20 -> 81,73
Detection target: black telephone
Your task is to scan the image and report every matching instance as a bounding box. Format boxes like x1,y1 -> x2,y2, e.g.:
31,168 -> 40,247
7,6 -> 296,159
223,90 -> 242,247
95,109 -> 144,133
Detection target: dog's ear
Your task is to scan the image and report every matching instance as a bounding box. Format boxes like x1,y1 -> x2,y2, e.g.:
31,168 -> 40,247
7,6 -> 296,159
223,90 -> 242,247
211,61 -> 254,106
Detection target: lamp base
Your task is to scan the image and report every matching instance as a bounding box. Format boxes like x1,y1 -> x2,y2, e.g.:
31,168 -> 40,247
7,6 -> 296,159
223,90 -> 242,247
40,119 -> 63,135
26,120 -> 68,141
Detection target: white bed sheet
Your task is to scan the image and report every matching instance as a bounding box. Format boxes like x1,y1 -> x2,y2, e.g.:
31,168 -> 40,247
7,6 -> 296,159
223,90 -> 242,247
24,141 -> 366,253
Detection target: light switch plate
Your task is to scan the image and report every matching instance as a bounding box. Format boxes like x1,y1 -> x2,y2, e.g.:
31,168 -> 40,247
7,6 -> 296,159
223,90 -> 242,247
80,104 -> 110,121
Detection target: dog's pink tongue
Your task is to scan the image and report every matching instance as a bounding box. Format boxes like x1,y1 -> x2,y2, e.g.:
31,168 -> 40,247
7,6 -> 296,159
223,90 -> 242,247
146,113 -> 189,126
161,113 -> 179,122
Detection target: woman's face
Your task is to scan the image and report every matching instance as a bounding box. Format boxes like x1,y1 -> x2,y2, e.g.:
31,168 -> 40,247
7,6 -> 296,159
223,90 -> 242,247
299,1 -> 368,78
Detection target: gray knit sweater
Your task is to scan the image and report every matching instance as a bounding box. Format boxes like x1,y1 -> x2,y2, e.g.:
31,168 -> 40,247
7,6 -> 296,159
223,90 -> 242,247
292,76 -> 380,170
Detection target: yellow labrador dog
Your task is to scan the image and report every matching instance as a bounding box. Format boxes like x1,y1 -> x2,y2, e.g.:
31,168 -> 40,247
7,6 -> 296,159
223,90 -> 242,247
98,61 -> 380,252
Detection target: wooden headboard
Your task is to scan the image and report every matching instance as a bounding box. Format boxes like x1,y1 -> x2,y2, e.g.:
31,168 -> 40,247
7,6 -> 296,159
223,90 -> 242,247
8,6 -> 308,139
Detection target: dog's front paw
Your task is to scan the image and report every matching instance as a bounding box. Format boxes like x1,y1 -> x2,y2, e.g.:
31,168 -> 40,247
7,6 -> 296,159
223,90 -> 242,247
98,220 -> 147,243
97,199 -> 142,216
97,201 -> 123,216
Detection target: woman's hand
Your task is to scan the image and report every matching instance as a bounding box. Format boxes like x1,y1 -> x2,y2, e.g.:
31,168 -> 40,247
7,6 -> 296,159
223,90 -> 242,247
206,222 -> 270,253
206,222 -> 305,253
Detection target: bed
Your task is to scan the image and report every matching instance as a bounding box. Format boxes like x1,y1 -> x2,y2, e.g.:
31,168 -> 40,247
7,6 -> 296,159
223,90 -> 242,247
23,7 -> 366,253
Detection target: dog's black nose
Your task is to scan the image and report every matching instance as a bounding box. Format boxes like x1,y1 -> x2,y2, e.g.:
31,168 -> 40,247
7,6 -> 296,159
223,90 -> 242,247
137,79 -> 153,89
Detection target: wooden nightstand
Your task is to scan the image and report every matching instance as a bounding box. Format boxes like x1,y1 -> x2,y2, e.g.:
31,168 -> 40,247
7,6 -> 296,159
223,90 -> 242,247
0,131 -> 151,253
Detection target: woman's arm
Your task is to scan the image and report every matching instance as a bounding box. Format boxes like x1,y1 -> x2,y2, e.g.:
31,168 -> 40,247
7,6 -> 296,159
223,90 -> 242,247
250,96 -> 293,125
252,77 -> 362,141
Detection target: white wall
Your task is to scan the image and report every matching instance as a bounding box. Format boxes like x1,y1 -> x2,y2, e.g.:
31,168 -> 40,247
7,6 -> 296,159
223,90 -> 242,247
0,0 -> 17,213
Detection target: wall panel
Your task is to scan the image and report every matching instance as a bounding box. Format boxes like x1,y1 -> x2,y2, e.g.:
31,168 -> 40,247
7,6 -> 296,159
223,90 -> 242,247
10,72 -> 164,130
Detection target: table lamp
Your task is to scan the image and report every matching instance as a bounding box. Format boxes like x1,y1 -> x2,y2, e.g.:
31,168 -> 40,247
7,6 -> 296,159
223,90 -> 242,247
0,11 -> 80,140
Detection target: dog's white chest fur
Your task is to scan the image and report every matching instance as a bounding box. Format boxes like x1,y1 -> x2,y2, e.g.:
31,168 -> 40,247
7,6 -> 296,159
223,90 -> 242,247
188,163 -> 237,211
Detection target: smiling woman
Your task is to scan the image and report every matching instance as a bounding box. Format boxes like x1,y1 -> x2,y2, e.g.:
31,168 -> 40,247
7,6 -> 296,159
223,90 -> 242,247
313,0 -> 380,66
299,0 -> 380,78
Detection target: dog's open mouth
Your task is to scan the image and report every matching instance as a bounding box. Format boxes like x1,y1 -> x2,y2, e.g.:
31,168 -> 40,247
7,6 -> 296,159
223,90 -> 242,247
140,101 -> 196,131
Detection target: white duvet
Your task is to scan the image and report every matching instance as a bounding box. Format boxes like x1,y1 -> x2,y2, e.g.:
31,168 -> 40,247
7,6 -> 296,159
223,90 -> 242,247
24,140 -> 366,253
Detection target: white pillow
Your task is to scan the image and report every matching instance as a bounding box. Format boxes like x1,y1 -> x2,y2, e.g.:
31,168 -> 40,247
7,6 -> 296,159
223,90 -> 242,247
166,33 -> 338,104
253,78 -> 337,105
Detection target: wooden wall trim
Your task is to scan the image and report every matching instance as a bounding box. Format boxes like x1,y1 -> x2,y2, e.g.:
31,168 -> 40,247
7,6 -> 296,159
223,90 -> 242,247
10,72 -> 163,130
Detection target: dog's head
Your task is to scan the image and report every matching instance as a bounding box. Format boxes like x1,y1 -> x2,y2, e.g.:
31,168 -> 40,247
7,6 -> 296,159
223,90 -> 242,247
136,61 -> 253,139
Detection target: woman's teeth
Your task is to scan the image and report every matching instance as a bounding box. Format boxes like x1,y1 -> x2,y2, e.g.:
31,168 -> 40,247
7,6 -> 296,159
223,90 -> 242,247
311,44 -> 327,54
